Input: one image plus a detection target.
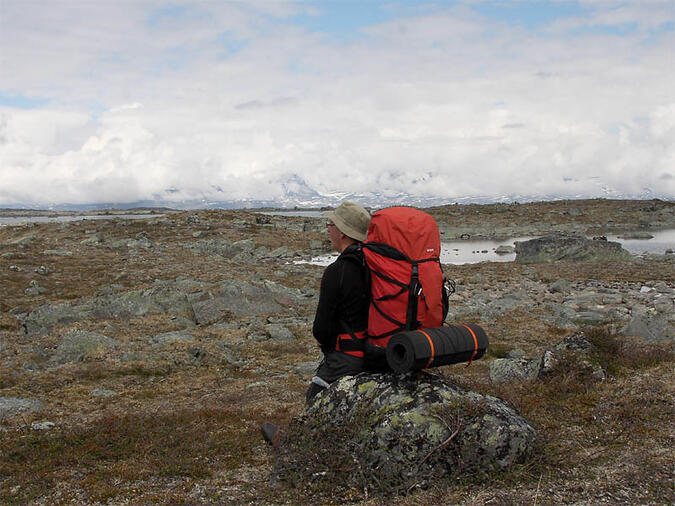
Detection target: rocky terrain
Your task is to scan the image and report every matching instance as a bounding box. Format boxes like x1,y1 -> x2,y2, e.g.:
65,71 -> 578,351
0,199 -> 673,504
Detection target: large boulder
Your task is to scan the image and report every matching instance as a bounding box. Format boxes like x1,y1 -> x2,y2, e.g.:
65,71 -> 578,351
23,303 -> 95,335
515,233 -> 631,263
275,373 -> 536,493
51,330 -> 120,365
621,313 -> 672,342
147,330 -> 195,347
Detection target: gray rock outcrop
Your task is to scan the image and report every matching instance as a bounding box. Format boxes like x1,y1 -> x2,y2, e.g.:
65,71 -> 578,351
0,397 -> 44,420
23,302 -> 94,335
495,245 -> 515,255
621,313 -> 672,342
549,279 -> 573,294
91,286 -> 194,320
22,276 -> 313,334
266,323 -> 295,341
515,233 -> 631,263
191,280 -> 287,324
148,330 -> 195,347
489,358 -> 541,383
24,286 -> 194,335
51,330 -> 120,365
275,373 -> 536,493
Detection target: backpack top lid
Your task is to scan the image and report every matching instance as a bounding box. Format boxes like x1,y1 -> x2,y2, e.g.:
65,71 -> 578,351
365,207 -> 440,260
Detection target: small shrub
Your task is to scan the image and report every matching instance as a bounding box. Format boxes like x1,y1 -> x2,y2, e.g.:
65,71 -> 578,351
585,327 -> 673,376
274,400 -> 380,497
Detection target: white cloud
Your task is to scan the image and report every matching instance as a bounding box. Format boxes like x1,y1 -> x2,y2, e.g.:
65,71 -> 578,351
0,0 -> 673,206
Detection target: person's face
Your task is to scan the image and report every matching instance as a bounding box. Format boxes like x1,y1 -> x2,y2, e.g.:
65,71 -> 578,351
326,221 -> 342,251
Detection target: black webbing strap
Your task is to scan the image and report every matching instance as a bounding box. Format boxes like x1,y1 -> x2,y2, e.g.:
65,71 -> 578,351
363,242 -> 410,262
406,263 -> 420,330
371,299 -> 406,328
377,285 -> 408,301
370,268 -> 408,288
337,338 -> 365,352
338,321 -> 367,351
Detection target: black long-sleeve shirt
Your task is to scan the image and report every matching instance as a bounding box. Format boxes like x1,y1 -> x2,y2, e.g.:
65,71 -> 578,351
312,244 -> 369,352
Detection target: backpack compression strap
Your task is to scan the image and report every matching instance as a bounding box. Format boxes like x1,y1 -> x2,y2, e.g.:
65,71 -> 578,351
363,242 -> 442,337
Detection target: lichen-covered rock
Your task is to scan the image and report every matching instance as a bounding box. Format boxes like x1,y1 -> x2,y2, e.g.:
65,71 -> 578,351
148,330 -> 195,347
25,280 -> 47,295
91,286 -> 194,320
489,357 -> 542,383
23,302 -> 95,335
24,286 -> 195,335
538,332 -> 605,381
261,280 -> 315,307
266,323 -> 294,341
515,233 -> 631,263
190,296 -> 234,325
275,372 -> 536,493
549,279 -> 573,294
51,330 -> 120,365
215,280 -> 285,316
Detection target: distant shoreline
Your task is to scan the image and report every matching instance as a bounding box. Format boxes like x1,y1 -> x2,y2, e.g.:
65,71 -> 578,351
0,208 -> 177,218
1,197 -> 672,217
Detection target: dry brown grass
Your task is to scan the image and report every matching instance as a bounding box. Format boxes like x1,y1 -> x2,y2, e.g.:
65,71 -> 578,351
0,202 -> 673,504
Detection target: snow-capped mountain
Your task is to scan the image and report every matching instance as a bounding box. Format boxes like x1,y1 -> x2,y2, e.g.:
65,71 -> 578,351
4,173 -> 670,211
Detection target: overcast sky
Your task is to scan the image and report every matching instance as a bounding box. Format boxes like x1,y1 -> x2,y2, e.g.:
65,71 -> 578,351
1,0 -> 673,207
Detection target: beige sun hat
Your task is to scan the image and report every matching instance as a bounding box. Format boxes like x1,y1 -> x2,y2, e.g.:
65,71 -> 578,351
323,201 -> 371,242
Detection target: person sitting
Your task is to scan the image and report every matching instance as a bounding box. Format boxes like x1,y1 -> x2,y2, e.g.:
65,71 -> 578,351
262,201 -> 371,444
306,201 -> 371,404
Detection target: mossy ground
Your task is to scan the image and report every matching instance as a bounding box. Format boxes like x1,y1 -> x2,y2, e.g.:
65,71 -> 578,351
0,201 -> 673,504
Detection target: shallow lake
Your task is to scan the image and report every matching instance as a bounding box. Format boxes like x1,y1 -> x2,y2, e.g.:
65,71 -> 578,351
299,229 -> 675,266
257,210 -> 324,218
0,214 -> 164,226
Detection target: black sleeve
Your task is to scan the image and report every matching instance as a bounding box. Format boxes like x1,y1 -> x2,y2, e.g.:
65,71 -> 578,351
312,261 -> 341,350
312,252 -> 370,352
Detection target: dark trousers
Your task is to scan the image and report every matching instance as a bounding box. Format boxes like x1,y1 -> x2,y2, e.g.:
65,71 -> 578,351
305,350 -> 364,405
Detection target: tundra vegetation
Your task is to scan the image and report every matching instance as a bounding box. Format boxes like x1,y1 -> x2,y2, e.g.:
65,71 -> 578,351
0,199 -> 673,504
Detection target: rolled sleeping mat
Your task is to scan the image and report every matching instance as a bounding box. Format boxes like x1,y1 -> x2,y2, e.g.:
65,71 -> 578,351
386,324 -> 489,373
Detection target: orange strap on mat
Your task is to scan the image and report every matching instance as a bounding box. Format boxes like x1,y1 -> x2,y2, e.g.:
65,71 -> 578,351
462,324 -> 479,367
418,329 -> 435,369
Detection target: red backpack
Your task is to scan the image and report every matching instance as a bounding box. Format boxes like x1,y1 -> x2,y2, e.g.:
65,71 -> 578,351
362,207 -> 448,366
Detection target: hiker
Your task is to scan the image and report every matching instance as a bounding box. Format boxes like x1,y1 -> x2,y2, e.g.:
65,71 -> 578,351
306,201 -> 372,403
261,201 -> 371,444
